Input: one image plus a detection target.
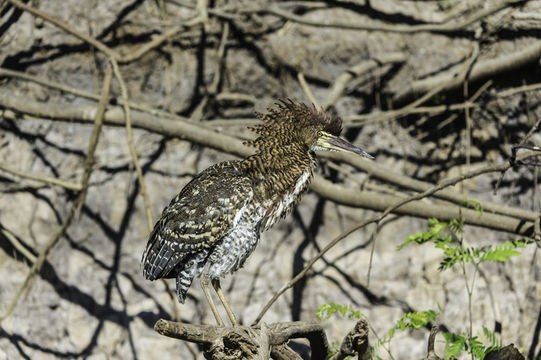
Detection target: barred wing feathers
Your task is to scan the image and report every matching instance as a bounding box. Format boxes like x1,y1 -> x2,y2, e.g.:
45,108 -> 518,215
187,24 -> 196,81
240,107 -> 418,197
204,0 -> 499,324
142,162 -> 253,281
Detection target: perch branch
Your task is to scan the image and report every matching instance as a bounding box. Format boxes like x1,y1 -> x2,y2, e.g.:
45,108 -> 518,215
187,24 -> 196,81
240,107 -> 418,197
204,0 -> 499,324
329,318 -> 370,360
154,319 -> 329,360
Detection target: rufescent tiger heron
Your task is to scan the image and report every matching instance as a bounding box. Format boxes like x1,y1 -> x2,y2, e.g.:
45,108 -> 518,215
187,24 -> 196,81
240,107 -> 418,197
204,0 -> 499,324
142,100 -> 373,326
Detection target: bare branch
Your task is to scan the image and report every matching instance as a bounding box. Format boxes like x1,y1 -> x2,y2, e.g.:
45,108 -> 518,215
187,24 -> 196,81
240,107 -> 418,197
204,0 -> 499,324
0,164 -> 82,191
253,0 -> 525,34
0,63 -> 113,322
111,59 -> 154,231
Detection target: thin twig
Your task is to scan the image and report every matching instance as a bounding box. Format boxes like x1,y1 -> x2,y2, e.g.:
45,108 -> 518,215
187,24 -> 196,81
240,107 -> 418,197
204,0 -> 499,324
1,227 -> 37,264
0,164 -> 82,191
253,151 -> 540,323
499,82 -> 541,97
297,72 -> 319,108
494,114 -> 541,193
322,53 -> 406,110
0,63 -> 113,322
6,0 -> 119,58
111,59 -> 154,231
463,43 -> 481,167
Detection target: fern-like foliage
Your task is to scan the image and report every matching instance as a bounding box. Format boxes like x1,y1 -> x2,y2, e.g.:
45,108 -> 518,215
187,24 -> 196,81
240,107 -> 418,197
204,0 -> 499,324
442,330 -> 502,360
372,310 -> 438,356
397,208 -> 530,360
439,238 -> 533,271
316,303 -> 361,321
397,217 -> 533,271
395,310 -> 438,330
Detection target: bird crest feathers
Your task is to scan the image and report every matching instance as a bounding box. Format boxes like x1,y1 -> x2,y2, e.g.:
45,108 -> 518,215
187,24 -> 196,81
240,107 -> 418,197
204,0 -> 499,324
244,99 -> 342,150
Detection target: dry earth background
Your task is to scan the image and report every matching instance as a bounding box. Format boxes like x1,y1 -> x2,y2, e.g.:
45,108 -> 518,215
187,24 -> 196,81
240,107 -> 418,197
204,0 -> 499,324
1,0 -> 541,359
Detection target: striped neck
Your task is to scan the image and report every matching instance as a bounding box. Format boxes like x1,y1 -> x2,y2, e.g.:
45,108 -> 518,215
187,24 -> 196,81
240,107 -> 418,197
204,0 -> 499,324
240,144 -> 317,230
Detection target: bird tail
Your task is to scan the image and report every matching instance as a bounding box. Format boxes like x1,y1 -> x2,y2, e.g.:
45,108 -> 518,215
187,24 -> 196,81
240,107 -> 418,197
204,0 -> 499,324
174,250 -> 209,303
176,273 -> 192,303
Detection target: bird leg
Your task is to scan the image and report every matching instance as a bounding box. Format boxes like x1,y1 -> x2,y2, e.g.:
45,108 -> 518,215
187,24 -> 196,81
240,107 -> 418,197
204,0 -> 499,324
200,274 -> 224,326
211,278 -> 239,326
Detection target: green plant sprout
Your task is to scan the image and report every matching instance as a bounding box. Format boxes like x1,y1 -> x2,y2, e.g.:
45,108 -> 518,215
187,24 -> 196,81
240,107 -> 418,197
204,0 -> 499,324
316,201 -> 532,359
316,303 -> 437,359
397,199 -> 533,359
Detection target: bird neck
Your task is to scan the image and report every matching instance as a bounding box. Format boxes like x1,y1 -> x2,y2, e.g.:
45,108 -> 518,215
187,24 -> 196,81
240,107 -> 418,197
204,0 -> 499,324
241,142 -> 316,200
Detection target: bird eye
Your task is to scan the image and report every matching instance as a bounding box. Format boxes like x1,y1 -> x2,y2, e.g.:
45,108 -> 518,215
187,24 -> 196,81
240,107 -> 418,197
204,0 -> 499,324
317,131 -> 323,137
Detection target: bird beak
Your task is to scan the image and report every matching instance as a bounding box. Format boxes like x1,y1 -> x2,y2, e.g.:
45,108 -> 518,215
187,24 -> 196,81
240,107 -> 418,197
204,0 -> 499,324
316,131 -> 374,159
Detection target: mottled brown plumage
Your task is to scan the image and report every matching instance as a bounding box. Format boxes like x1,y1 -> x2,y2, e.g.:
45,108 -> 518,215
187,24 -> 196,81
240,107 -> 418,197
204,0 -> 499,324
142,100 -> 373,325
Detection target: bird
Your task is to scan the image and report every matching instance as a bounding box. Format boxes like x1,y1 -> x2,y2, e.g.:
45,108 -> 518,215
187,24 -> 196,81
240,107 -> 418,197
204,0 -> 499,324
142,100 -> 373,326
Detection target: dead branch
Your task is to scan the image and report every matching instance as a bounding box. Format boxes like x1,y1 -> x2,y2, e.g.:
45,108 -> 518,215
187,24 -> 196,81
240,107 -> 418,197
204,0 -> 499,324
0,91 -> 536,238
154,319 -> 330,360
392,40 -> 541,104
248,0 -> 525,34
329,318 -> 370,360
111,59 -> 154,231
322,53 -> 406,110
0,63 -> 113,322
426,326 -> 441,360
485,344 -> 525,360
0,164 -> 82,191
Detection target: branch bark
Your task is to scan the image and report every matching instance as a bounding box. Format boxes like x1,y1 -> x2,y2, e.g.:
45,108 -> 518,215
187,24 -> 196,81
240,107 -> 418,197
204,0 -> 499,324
0,91 -> 536,238
154,319 -> 329,360
392,40 -> 541,105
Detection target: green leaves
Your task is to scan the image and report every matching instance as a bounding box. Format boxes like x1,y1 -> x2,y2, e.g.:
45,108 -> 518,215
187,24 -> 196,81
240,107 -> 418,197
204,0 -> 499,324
395,203 -> 526,360
441,329 -> 501,360
397,216 -> 533,271
395,310 -> 438,330
439,238 -> 532,271
373,310 -> 438,357
316,303 -> 361,321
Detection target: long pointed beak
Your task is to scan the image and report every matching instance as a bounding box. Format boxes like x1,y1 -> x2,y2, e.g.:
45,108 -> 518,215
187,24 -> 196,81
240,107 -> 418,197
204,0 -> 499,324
317,132 -> 374,159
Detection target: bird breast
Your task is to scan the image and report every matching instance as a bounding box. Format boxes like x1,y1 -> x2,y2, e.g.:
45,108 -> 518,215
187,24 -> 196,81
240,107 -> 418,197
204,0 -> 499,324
262,169 -> 312,231
205,169 -> 313,278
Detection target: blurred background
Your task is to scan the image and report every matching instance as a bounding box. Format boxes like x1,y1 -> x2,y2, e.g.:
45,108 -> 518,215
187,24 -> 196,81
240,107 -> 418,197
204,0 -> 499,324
1,0 -> 541,358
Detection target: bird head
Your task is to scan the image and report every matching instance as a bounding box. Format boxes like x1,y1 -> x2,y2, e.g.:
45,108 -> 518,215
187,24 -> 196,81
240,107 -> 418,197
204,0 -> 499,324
294,102 -> 374,159
247,100 -> 374,159
311,129 -> 374,159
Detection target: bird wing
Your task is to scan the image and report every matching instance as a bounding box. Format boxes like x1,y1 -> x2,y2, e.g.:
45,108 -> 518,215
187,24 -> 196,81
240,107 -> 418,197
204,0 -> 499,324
142,162 -> 253,281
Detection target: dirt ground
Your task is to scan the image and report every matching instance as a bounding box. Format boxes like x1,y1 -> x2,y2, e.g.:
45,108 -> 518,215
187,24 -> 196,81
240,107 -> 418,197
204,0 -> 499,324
1,0 -> 541,359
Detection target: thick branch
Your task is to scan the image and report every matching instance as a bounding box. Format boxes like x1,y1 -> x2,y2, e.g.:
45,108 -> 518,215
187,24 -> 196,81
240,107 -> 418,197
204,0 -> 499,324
252,0 -> 524,34
392,40 -> 541,104
0,91 -> 536,237
154,319 -> 329,360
